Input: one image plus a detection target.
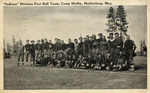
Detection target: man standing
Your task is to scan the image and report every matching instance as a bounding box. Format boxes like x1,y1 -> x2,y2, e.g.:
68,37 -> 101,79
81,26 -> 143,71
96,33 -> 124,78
85,35 -> 92,55
108,33 -> 116,59
67,38 -> 74,50
48,40 -> 54,63
100,36 -> 109,62
30,40 -> 36,66
17,40 -> 24,67
43,38 -> 49,56
25,39 -> 31,65
107,33 -> 117,70
124,35 -> 136,71
74,39 -> 79,56
54,38 -> 59,52
114,33 -> 123,66
57,39 -> 62,51
35,40 -> 41,61
97,33 -> 103,42
78,37 -> 83,55
40,39 -> 44,58
60,40 -> 67,51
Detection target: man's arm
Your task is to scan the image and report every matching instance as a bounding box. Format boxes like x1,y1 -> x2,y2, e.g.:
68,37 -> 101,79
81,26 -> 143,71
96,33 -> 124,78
133,41 -> 136,51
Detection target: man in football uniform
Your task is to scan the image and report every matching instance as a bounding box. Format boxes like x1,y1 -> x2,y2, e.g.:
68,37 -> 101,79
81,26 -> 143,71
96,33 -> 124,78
113,33 -> 123,71
30,40 -> 36,66
17,40 -> 24,67
124,35 -> 136,71
78,37 -> 83,55
40,39 -> 44,58
68,38 -> 74,50
35,40 -> 41,61
25,39 -> 31,65
43,38 -> 49,56
74,39 -> 79,56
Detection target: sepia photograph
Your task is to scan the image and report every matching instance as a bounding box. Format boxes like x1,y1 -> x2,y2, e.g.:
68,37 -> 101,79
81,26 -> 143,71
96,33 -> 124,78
3,5 -> 147,89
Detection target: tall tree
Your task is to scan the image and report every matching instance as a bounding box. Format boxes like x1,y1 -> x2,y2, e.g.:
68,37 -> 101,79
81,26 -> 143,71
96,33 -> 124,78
105,7 -> 117,35
115,5 -> 128,36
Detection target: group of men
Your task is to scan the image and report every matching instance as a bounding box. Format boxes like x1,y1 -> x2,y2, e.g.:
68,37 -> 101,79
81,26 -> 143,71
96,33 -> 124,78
17,32 -> 136,71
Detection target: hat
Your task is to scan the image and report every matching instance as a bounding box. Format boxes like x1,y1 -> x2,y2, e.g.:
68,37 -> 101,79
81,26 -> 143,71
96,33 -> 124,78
37,40 -> 40,42
115,33 -> 119,35
107,36 -> 110,39
44,38 -> 47,40
89,36 -> 93,38
92,34 -> 96,37
74,39 -> 77,41
79,37 -> 82,39
98,33 -> 103,36
86,35 -> 89,38
26,39 -> 29,42
109,33 -> 113,35
41,39 -> 44,42
19,40 -> 22,43
31,40 -> 35,42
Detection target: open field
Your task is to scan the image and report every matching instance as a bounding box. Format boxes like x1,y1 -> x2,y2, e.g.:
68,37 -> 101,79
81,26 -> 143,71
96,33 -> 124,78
4,56 -> 147,89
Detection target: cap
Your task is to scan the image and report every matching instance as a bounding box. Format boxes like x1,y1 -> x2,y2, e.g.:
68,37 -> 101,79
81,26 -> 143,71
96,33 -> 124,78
86,35 -> 89,38
37,40 -> 40,42
107,36 -> 110,39
31,40 -> 35,42
115,33 -> 119,35
109,33 -> 113,35
79,37 -> 82,39
92,34 -> 96,37
41,39 -> 44,42
98,33 -> 103,36
74,39 -> 77,41
44,38 -> 47,40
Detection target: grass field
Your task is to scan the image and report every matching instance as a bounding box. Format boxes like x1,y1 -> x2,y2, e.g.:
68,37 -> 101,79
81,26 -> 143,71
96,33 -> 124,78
4,55 -> 147,89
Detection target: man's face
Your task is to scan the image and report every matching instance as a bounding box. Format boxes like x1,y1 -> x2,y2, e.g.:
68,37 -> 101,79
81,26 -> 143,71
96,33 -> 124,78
115,34 -> 119,39
109,34 -> 113,38
26,41 -> 29,44
44,39 -> 47,43
74,39 -> 77,43
127,36 -> 130,40
55,39 -> 58,43
98,54 -> 101,58
68,39 -> 71,43
49,40 -> 52,43
37,41 -> 40,44
61,40 -> 64,44
79,38 -> 82,42
86,37 -> 89,40
89,37 -> 92,41
31,41 -> 34,44
88,55 -> 91,58
93,36 -> 96,40
60,54 -> 63,57
19,41 -> 22,45
58,40 -> 60,43
107,53 -> 110,57
99,35 -> 102,38
102,36 -> 105,39
83,38 -> 85,42
79,55 -> 82,58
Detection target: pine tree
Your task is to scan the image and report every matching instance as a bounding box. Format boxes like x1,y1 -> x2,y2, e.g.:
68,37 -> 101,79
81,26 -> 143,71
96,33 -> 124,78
115,5 -> 128,36
105,7 -> 117,35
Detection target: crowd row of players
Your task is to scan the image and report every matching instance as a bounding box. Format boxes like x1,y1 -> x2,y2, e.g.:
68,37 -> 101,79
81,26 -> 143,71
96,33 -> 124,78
17,33 -> 136,71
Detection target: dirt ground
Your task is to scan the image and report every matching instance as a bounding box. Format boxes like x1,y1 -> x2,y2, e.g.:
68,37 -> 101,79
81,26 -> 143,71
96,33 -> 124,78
4,55 -> 147,89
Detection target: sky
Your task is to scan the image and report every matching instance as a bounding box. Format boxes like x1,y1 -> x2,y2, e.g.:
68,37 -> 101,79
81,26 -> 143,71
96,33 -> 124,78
4,6 -> 147,51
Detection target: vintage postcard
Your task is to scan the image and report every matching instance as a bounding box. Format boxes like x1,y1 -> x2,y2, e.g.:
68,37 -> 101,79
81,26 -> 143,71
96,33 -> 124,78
0,0 -> 149,93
